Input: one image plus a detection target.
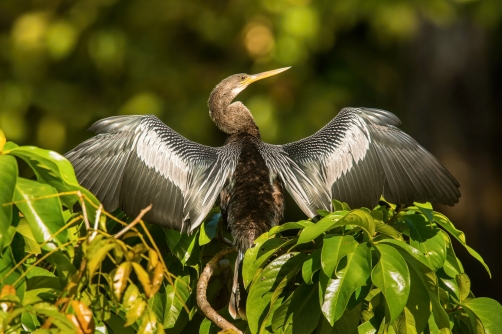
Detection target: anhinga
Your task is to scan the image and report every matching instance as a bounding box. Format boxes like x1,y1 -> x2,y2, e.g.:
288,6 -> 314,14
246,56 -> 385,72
65,67 -> 460,319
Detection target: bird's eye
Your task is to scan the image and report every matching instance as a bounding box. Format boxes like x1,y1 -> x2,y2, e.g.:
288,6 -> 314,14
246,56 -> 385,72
240,75 -> 247,81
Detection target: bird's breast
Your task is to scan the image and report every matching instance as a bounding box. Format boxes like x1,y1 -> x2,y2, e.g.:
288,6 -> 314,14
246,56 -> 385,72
221,135 -> 284,250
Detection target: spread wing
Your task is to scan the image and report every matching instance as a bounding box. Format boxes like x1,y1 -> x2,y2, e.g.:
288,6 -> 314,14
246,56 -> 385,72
281,107 -> 460,214
65,115 -> 240,233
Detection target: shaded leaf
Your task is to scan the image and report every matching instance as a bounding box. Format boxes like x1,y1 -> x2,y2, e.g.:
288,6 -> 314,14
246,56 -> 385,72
302,248 -> 322,285
246,252 -> 307,334
0,155 -> 17,247
163,275 -> 191,329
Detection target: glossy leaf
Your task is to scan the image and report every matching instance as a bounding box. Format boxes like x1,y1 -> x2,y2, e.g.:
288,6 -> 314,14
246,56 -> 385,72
246,252 -> 307,334
199,211 -> 220,246
268,221 -> 313,235
302,248 -> 322,285
172,232 -> 198,265
132,262 -> 152,297
113,262 -> 132,301
404,215 -> 446,272
0,155 -> 17,245
71,300 -> 95,334
125,298 -> 147,326
372,243 -> 410,324
379,240 -> 450,333
242,237 -> 288,288
297,211 -> 350,244
7,146 -> 99,211
462,298 -> 502,334
330,209 -> 376,239
433,212 -> 491,277
163,275 -> 191,329
13,177 -> 67,249
321,243 -> 372,325
87,236 -> 116,277
321,235 -> 358,278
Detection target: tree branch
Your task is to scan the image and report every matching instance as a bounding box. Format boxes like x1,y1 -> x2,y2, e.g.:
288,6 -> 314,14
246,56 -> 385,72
196,247 -> 241,333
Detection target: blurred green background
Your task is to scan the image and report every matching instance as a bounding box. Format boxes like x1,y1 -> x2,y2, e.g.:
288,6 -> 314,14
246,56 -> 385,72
1,0 -> 501,300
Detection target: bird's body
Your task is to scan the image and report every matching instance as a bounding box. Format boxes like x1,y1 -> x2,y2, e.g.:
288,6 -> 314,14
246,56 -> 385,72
66,67 -> 460,319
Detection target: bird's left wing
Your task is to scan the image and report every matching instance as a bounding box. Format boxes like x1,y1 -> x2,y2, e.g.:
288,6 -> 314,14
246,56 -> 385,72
65,115 -> 240,233
279,107 -> 460,215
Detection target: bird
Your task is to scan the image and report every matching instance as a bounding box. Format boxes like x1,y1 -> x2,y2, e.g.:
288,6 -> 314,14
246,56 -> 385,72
65,67 -> 460,319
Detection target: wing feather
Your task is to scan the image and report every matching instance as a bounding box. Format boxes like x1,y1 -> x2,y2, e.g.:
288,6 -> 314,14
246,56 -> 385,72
281,107 -> 460,215
66,115 -> 239,232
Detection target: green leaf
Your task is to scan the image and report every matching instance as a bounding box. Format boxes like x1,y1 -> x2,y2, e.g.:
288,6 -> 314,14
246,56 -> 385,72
16,219 -> 42,254
297,211 -> 350,244
413,202 -> 434,222
172,232 -> 198,265
321,235 -> 358,277
272,282 -> 321,334
404,215 -> 446,272
246,252 -> 307,334
14,177 -> 67,249
462,298 -> 502,334
0,155 -> 17,246
163,275 -> 191,329
243,237 -> 288,288
372,243 -> 410,324
378,240 -> 450,333
358,320 -> 379,334
268,221 -> 313,235
7,146 -> 98,210
321,242 -> 372,326
456,273 -> 470,301
164,228 -> 182,250
330,209 -> 376,239
302,248 -> 322,285
331,302 -> 363,334
442,235 -> 463,278
375,221 -> 403,241
433,213 -> 491,277
199,211 -> 220,246
392,267 -> 431,334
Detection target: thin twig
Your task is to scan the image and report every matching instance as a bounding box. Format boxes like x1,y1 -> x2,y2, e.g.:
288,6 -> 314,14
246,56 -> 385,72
114,204 -> 152,239
78,191 -> 90,232
196,247 -> 241,333
89,204 -> 102,242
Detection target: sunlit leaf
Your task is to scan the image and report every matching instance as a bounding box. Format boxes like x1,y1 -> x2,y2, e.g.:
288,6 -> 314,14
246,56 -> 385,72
13,177 -> 67,249
462,298 -> 502,334
71,300 -> 95,334
321,243 -> 372,326
404,215 -> 446,272
297,211 -> 350,244
125,298 -> 147,327
0,155 -> 17,247
372,243 -> 410,324
113,262 -> 132,301
321,235 -> 358,278
163,275 -> 191,329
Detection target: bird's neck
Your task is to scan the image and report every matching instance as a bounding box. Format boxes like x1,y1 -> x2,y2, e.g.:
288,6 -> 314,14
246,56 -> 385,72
208,89 -> 260,137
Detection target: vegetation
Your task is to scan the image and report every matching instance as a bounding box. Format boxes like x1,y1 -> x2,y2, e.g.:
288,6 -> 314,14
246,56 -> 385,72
1,130 -> 501,334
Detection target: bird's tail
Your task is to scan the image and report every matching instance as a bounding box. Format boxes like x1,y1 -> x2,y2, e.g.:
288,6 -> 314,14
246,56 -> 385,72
229,249 -> 248,320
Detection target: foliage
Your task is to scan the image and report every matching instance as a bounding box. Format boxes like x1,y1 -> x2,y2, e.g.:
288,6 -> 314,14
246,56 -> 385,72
1,132 -> 501,334
241,200 -> 501,334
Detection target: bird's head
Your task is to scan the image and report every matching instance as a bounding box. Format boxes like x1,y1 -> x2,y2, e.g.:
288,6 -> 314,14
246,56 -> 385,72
208,67 -> 290,135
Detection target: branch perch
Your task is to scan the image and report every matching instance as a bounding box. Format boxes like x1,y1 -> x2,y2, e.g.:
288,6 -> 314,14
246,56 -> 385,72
196,247 -> 241,333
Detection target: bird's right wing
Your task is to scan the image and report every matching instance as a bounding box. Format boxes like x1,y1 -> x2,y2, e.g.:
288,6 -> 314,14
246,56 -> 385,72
281,107 -> 460,214
65,115 -> 240,233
